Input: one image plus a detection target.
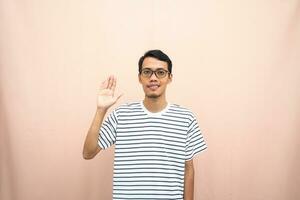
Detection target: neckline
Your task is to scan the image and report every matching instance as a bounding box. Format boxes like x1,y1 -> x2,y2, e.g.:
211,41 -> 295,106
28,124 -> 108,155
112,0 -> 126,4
140,100 -> 170,117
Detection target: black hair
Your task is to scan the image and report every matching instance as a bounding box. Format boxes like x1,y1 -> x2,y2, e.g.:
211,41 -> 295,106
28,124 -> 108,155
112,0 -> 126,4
138,49 -> 172,74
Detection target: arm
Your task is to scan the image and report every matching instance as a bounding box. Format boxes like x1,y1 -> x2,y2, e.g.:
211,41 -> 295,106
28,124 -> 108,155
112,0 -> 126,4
82,75 -> 122,160
82,108 -> 107,159
184,159 -> 194,200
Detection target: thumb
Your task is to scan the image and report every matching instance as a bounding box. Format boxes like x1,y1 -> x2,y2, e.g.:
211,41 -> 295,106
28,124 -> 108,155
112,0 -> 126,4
113,93 -> 123,102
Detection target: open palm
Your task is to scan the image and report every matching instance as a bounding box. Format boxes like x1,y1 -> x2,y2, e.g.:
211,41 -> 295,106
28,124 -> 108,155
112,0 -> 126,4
97,76 -> 122,109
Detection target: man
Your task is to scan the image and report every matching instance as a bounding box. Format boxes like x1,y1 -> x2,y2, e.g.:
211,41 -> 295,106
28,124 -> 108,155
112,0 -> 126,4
83,50 -> 207,200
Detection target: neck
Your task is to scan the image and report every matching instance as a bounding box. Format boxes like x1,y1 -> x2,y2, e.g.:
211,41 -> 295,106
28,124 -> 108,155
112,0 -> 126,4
143,95 -> 168,113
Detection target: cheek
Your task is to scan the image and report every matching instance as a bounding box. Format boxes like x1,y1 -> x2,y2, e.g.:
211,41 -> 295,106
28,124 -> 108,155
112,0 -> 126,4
139,78 -> 146,86
160,79 -> 169,86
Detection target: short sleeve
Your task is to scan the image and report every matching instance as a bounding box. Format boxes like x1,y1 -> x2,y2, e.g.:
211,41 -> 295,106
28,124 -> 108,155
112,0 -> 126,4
185,113 -> 207,161
98,110 -> 118,149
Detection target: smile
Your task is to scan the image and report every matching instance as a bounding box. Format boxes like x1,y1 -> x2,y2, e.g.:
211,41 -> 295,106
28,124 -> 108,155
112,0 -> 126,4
147,84 -> 160,90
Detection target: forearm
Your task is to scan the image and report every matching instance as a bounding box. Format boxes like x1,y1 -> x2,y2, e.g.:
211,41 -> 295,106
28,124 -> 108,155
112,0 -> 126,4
184,163 -> 194,200
82,108 -> 107,159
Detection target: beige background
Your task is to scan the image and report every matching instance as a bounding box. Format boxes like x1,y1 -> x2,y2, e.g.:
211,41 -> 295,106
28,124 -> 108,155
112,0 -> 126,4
1,0 -> 300,200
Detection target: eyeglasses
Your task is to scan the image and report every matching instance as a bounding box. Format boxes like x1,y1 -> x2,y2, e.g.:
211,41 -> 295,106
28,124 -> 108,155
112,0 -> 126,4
140,68 -> 170,79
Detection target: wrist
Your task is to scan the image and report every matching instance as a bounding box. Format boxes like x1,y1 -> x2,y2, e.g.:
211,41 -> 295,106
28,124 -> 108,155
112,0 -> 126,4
97,107 -> 108,112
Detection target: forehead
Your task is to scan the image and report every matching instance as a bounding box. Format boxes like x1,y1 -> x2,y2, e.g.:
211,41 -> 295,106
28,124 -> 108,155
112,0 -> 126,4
142,57 -> 168,70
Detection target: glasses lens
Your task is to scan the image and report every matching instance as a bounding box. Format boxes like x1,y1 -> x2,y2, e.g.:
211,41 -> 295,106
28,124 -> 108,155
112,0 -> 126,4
141,69 -> 152,77
156,70 -> 167,78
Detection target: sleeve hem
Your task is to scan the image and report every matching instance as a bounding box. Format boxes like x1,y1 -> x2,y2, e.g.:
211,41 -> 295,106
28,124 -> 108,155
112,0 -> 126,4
185,145 -> 208,161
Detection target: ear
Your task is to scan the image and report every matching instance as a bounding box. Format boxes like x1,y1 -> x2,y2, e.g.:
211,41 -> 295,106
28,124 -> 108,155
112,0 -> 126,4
168,74 -> 173,84
138,74 -> 142,84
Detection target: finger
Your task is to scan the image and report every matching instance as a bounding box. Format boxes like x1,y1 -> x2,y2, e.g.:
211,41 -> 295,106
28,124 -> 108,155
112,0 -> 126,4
100,79 -> 108,90
108,75 -> 113,89
111,76 -> 117,93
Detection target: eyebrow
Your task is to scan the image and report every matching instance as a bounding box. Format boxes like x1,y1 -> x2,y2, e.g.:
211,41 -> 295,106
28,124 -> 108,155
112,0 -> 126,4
142,67 -> 166,70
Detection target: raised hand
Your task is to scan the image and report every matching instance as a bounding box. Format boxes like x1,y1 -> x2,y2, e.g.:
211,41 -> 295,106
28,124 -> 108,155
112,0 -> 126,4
97,75 -> 122,110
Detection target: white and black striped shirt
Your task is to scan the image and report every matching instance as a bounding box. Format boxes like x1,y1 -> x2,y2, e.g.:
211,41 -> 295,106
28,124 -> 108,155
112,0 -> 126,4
98,101 -> 207,200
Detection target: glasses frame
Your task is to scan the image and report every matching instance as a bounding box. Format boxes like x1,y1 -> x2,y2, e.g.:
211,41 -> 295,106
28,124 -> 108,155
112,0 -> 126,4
139,68 -> 170,79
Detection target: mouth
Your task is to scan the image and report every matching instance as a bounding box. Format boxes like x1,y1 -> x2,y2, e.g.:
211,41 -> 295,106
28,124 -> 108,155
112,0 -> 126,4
147,84 -> 160,91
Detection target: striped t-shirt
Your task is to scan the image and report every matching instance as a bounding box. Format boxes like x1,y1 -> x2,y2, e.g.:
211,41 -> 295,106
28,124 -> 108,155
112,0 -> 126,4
98,101 -> 207,200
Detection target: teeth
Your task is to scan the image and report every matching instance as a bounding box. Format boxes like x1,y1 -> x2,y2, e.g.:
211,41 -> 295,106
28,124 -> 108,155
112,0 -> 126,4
149,85 -> 159,89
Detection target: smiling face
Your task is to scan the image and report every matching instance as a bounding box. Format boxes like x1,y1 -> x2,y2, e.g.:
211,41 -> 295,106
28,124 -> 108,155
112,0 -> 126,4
139,57 -> 172,99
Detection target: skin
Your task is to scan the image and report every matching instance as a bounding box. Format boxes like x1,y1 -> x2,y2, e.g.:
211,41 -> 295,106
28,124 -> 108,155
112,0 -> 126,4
82,76 -> 122,159
184,159 -> 195,200
83,56 -> 195,199
138,57 -> 172,112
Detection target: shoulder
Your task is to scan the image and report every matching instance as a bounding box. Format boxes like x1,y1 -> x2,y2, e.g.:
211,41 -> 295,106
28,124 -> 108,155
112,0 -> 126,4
116,101 -> 141,109
168,103 -> 197,121
113,101 -> 142,113
169,103 -> 194,115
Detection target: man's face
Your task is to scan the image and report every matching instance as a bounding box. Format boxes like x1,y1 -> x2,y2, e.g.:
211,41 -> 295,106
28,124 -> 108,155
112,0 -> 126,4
139,57 -> 172,99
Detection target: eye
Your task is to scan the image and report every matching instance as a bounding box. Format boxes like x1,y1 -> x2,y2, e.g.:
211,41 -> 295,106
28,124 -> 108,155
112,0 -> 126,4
142,69 -> 152,75
156,70 -> 166,77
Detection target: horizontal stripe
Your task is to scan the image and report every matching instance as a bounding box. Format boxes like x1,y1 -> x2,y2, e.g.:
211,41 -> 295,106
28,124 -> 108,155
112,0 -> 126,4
98,101 -> 207,199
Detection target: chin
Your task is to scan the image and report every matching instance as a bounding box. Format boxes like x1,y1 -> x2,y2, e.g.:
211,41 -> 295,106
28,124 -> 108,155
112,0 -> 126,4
146,93 -> 161,99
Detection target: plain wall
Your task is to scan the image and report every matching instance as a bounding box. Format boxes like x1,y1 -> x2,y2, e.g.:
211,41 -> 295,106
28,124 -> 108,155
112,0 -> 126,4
1,0 -> 300,200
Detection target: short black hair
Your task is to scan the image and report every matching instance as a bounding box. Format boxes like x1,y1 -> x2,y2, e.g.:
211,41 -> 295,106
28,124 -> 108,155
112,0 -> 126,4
138,49 -> 172,74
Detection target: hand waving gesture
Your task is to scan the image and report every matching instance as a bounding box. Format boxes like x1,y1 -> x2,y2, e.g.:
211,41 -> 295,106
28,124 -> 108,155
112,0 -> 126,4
97,75 -> 122,110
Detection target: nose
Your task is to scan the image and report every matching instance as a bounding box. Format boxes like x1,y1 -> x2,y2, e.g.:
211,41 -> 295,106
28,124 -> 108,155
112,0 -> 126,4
149,72 -> 158,81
